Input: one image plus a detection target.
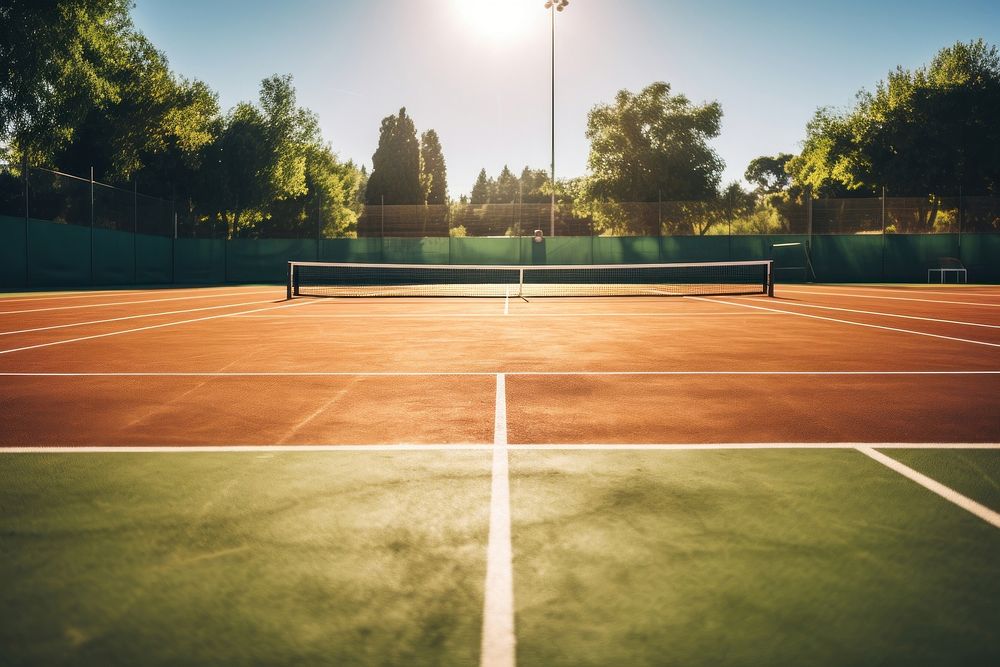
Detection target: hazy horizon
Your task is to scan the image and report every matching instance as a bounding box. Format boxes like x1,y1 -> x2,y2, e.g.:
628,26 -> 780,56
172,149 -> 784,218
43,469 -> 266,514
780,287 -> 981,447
133,0 -> 1000,198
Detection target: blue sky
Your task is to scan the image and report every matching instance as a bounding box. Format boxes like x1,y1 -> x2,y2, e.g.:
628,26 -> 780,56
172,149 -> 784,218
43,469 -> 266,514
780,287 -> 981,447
132,0 -> 1000,197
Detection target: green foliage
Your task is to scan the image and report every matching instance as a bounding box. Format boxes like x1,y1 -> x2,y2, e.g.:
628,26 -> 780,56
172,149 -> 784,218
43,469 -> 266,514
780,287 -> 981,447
787,40 -> 1000,198
745,154 -> 794,194
468,165 -> 551,206
519,167 -> 550,203
0,0 -> 132,162
495,165 -> 518,203
420,129 -> 448,205
2,1 -> 363,239
53,30 -> 219,189
584,81 -> 724,233
470,169 -> 493,205
365,108 -> 423,205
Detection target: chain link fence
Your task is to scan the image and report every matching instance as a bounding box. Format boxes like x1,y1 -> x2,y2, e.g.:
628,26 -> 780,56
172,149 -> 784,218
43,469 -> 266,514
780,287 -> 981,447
2,164 -> 997,238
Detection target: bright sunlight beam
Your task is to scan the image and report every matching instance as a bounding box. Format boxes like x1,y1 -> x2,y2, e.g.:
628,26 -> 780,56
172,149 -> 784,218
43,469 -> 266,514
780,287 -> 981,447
453,0 -> 536,43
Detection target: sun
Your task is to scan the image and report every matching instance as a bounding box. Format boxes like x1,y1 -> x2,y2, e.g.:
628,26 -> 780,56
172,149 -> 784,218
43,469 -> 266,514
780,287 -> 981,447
453,0 -> 537,42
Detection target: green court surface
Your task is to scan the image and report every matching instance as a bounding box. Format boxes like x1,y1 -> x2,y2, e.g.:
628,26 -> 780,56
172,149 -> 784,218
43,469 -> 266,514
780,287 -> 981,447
510,449 -> 1000,667
0,452 -> 491,666
886,449 -> 1000,513
1,448 -> 999,666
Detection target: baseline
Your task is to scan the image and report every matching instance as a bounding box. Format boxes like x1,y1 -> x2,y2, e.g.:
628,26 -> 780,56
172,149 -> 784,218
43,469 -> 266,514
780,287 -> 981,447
732,296 -> 1000,329
0,300 -> 315,356
0,299 -> 278,337
0,289 -> 282,315
690,296 -> 1000,348
778,288 -> 1000,308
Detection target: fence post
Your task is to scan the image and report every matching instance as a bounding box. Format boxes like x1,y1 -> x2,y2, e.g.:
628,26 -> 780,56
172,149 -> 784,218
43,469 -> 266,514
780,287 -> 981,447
133,179 -> 138,284
90,166 -> 95,285
22,155 -> 29,286
880,186 -> 887,281
958,185 -> 963,249
172,199 -> 177,285
805,186 -> 813,247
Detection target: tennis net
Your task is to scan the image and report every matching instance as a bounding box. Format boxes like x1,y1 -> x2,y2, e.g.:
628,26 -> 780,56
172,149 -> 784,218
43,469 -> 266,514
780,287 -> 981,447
287,260 -> 773,298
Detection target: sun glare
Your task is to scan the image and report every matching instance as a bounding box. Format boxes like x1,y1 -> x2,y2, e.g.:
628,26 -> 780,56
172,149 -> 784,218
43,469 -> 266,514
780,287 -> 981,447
454,0 -> 536,42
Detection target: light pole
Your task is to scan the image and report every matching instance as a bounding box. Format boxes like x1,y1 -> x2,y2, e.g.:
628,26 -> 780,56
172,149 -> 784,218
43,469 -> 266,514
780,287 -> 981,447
543,0 -> 568,237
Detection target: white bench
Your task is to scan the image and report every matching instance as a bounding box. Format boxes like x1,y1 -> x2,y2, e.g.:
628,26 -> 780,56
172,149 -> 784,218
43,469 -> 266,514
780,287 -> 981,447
927,257 -> 968,283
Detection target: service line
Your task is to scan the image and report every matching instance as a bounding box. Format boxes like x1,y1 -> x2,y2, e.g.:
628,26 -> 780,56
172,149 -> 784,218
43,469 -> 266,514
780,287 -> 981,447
3,442 -> 999,454
3,370 -> 997,377
233,312 -> 782,319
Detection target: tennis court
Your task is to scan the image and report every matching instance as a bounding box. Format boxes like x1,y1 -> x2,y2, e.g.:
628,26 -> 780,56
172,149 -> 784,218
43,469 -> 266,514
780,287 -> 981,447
1,277 -> 999,666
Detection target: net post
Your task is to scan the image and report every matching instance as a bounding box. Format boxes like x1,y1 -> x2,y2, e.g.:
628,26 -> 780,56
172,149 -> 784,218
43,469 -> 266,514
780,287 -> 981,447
767,260 -> 775,297
287,261 -> 294,300
518,268 -> 524,298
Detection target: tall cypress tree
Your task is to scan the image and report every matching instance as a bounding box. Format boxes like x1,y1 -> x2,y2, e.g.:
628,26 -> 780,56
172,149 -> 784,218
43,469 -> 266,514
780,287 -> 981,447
495,165 -> 517,203
420,129 -> 448,205
470,168 -> 493,205
365,107 -> 422,205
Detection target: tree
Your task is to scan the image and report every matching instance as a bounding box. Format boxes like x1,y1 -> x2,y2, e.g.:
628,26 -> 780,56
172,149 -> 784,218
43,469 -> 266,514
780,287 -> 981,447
495,165 -> 518,203
787,40 -> 1000,198
198,75 -> 331,237
584,82 -> 724,234
420,129 -> 448,204
470,168 -> 494,205
518,166 -> 550,203
207,102 -> 272,236
53,30 -> 219,190
0,0 -> 132,163
365,108 -> 422,205
268,143 -> 363,238
745,154 -> 794,194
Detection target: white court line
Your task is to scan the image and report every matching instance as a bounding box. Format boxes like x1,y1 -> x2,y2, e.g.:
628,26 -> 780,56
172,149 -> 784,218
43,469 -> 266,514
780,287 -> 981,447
481,373 -> 515,667
779,288 -> 1000,308
234,312 -> 782,319
0,299 -> 276,336
690,296 -> 1000,348
857,446 -> 1000,529
0,285 -> 266,304
504,288 -> 510,315
800,285 -> 1000,298
2,370 -> 998,377
511,442 -> 1000,450
0,444 -> 494,453
2,442 -> 998,454
0,289 -> 281,315
734,296 -> 1000,329
0,300 -> 315,356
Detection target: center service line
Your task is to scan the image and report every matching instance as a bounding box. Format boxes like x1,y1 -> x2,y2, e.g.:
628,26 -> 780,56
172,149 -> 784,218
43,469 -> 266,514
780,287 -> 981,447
481,373 -> 515,667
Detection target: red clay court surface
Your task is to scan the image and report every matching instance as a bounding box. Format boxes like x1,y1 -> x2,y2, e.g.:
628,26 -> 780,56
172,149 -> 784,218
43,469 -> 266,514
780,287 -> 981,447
0,282 -> 999,447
